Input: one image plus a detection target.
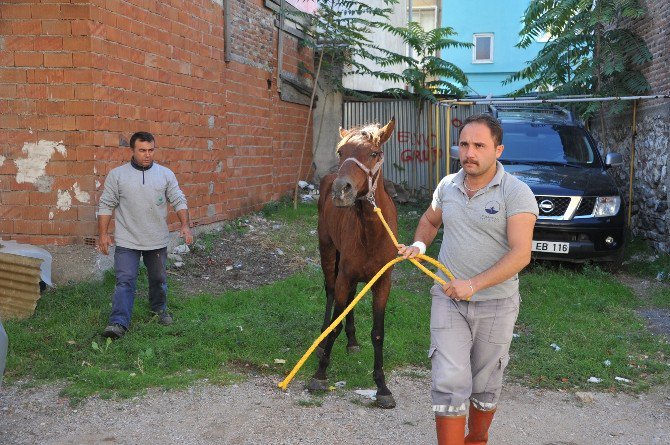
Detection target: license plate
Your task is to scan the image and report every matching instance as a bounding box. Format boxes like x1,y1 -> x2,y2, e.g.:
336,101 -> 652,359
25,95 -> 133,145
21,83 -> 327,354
532,241 -> 570,254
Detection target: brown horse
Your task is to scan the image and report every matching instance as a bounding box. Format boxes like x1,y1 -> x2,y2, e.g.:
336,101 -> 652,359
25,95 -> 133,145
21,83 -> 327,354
308,118 -> 399,408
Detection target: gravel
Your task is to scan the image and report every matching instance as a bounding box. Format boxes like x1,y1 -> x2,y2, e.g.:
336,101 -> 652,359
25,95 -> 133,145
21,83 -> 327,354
1,371 -> 669,445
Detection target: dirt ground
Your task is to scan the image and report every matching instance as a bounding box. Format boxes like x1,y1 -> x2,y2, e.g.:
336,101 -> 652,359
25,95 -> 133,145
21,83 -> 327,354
3,210 -> 670,444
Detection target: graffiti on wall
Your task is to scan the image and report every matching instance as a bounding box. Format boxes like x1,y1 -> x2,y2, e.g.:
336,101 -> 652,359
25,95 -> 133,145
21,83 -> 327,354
397,130 -> 451,163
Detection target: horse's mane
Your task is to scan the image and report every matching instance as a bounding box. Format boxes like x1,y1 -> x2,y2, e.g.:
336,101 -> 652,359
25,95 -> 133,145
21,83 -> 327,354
337,123 -> 386,151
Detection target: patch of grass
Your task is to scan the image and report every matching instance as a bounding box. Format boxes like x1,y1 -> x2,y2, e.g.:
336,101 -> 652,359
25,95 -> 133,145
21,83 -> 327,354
5,201 -> 670,403
510,265 -> 670,392
650,287 -> 670,309
297,397 -> 324,408
623,237 -> 670,280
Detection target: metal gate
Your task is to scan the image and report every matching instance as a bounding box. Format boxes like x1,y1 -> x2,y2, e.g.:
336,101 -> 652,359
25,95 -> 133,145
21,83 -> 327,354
343,99 -> 488,193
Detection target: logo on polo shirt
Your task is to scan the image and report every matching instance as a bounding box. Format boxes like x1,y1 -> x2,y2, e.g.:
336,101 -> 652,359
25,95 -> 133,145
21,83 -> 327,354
484,200 -> 501,214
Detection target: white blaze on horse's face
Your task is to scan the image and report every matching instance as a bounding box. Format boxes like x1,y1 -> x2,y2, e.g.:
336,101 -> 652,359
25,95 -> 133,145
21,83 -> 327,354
332,118 -> 395,207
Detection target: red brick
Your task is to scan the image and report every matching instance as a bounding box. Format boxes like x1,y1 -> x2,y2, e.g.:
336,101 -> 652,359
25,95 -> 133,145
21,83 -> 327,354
12,20 -> 42,34
44,53 -> 72,67
31,4 -> 61,19
47,116 -> 77,130
63,36 -> 90,51
33,36 -> 63,50
0,219 -> 13,235
0,51 -> 14,66
14,52 -> 43,67
63,68 -> 92,83
14,220 -> 41,235
2,5 -> 32,19
42,20 -> 71,36
61,4 -> 90,19
3,36 -> 33,50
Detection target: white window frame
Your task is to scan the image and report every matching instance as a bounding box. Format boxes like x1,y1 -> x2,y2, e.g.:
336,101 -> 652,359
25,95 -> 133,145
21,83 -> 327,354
472,33 -> 494,64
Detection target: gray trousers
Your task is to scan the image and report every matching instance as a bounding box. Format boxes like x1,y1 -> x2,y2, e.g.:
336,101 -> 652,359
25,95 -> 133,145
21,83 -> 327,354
429,284 -> 520,416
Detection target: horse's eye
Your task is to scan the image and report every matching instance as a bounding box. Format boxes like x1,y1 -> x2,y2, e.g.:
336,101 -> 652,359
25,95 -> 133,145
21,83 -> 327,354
371,152 -> 378,158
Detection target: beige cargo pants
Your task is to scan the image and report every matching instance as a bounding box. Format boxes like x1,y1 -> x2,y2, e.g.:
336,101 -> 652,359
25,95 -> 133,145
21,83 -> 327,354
429,284 -> 520,416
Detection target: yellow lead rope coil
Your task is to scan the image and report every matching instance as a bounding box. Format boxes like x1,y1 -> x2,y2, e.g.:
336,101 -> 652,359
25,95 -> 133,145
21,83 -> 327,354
277,206 -> 456,390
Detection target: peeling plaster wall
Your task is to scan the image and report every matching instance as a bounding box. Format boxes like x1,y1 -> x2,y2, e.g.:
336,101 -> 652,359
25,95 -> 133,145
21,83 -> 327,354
0,0 -> 313,245
14,140 -> 67,191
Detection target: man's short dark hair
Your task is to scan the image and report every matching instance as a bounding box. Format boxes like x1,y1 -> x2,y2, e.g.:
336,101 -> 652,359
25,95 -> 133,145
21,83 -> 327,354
461,114 -> 503,146
129,131 -> 155,149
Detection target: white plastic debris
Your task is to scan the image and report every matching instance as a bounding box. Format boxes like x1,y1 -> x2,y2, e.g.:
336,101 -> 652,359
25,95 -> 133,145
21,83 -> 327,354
656,271 -> 666,281
615,376 -> 631,383
301,195 -> 315,202
276,248 -> 284,256
354,389 -> 377,400
173,261 -> 184,268
603,360 -> 612,367
587,377 -> 603,383
274,359 -> 286,364
512,333 -> 520,339
298,180 -> 309,189
334,381 -> 346,388
168,253 -> 183,262
550,343 -> 561,351
0,238 -> 53,285
225,265 -> 233,271
310,230 -> 317,236
173,244 -> 190,254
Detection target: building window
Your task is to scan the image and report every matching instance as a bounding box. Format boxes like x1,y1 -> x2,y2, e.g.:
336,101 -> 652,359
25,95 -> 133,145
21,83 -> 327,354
472,33 -> 494,63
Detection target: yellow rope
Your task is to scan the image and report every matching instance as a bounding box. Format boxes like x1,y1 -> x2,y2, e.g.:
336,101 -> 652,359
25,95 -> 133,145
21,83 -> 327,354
277,206 -> 457,390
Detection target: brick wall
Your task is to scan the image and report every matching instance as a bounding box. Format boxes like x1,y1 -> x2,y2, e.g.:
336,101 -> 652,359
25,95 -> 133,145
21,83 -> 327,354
634,0 -> 669,110
0,0 -> 313,245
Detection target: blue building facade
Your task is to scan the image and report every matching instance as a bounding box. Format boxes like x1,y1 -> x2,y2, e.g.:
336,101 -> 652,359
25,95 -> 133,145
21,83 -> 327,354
442,0 -> 544,96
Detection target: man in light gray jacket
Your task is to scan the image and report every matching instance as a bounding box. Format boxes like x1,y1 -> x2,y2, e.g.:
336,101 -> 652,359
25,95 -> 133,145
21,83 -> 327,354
98,131 -> 193,339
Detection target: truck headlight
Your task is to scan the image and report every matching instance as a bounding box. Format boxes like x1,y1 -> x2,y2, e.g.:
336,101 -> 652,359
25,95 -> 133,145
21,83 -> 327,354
594,196 -> 621,217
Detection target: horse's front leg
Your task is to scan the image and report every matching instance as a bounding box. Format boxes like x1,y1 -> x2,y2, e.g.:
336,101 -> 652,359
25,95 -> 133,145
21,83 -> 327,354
371,274 -> 396,408
308,275 -> 353,392
344,286 -> 361,353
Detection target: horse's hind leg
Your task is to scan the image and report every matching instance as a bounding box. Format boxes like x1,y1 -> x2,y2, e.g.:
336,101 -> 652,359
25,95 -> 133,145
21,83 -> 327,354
371,275 -> 396,409
308,276 -> 352,392
344,286 -> 361,353
317,246 -> 338,358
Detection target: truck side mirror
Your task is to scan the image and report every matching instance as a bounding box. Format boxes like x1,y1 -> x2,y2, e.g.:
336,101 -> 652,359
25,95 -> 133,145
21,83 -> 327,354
605,152 -> 623,168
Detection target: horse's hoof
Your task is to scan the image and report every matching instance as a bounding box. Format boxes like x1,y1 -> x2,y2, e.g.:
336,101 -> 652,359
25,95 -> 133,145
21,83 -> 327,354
347,345 -> 361,353
306,378 -> 329,393
376,394 -> 396,409
315,346 -> 325,358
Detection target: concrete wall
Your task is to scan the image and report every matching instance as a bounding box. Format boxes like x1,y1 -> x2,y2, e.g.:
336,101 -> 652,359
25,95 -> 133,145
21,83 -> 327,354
0,0 -> 313,245
341,0 -> 407,93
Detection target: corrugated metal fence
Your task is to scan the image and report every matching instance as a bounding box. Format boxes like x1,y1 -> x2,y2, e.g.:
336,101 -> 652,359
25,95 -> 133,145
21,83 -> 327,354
343,99 -> 488,193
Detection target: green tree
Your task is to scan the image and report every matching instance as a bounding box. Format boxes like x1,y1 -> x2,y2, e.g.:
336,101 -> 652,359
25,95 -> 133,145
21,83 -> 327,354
506,0 -> 652,117
291,0 -> 402,96
380,21 -> 470,101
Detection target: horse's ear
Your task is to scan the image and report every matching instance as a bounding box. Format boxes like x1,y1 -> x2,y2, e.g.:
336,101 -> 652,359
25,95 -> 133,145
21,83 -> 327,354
378,117 -> 396,145
339,126 -> 349,139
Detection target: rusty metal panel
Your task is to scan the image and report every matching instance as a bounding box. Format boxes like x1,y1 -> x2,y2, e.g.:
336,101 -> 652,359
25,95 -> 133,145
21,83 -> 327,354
343,99 -> 489,193
343,99 -> 429,192
0,252 -> 43,320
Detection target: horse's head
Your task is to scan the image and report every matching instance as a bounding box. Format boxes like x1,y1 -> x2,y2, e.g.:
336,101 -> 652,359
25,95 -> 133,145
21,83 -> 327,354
332,117 -> 395,207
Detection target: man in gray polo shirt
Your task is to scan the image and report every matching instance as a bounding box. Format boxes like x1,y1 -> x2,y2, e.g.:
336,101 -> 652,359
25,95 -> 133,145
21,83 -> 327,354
399,114 -> 538,444
98,131 -> 193,339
